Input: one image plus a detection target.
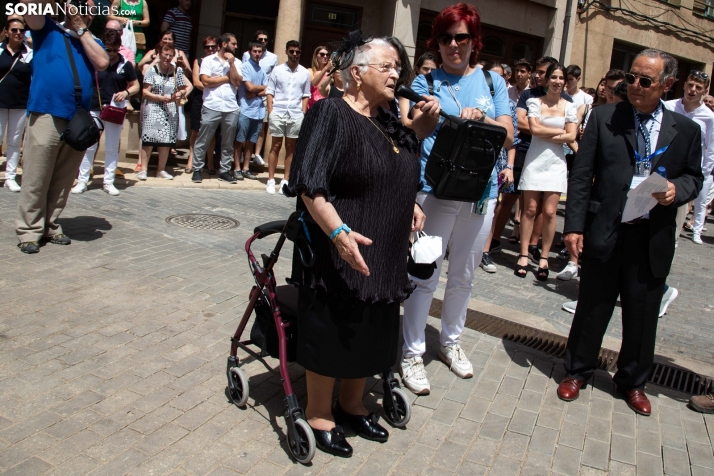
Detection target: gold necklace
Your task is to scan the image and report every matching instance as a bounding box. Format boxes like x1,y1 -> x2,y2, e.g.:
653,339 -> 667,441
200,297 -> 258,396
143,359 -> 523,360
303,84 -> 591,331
366,117 -> 399,154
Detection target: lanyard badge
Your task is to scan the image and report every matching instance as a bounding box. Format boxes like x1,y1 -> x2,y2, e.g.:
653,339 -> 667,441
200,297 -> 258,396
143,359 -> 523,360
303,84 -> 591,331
634,146 -> 668,176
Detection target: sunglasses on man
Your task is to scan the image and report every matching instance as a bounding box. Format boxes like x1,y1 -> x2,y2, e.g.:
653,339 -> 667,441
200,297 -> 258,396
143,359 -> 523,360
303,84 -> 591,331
624,73 -> 657,89
288,49 -> 301,55
437,33 -> 472,46
204,44 -> 217,50
9,28 -> 25,34
257,37 -> 268,43
690,70 -> 710,81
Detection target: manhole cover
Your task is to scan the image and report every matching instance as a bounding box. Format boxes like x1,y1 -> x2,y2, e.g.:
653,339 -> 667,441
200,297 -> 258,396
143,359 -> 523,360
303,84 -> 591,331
165,214 -> 239,230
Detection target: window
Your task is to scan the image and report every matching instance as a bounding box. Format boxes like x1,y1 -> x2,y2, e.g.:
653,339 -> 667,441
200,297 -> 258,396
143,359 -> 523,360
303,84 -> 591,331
511,43 -> 532,63
481,36 -> 503,57
694,0 -> 714,18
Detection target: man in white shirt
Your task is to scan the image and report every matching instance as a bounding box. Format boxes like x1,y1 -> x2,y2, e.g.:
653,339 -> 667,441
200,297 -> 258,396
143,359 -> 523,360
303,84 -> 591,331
664,71 -> 714,245
241,30 -> 278,166
191,33 -> 242,185
508,58 -> 531,104
265,40 -> 310,195
566,65 -> 593,110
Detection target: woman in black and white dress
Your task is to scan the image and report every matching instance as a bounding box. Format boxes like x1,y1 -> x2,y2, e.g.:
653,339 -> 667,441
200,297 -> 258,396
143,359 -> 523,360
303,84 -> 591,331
139,44 -> 188,180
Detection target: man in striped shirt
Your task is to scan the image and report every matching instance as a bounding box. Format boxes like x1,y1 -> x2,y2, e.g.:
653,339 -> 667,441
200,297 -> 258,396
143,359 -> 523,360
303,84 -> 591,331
161,0 -> 192,58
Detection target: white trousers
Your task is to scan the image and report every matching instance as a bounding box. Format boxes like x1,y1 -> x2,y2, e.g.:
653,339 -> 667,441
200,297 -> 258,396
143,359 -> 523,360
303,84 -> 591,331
693,174 -> 713,235
0,108 -> 27,180
402,192 -> 496,358
78,111 -> 123,185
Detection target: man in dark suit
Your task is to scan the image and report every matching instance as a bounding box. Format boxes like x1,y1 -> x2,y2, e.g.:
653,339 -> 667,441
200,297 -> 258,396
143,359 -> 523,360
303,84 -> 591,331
557,49 -> 704,415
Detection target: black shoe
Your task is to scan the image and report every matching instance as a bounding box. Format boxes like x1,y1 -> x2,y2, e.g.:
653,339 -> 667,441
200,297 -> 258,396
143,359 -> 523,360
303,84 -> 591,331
528,245 -> 541,263
218,172 -> 237,184
557,247 -> 570,260
490,238 -> 502,253
311,425 -> 352,457
242,170 -> 258,180
44,234 -> 71,245
191,171 -> 202,183
17,241 -> 39,254
233,170 -> 244,181
333,402 -> 389,442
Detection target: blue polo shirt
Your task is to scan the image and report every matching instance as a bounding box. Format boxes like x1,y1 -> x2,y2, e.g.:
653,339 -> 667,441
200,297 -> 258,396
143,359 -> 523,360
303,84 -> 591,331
28,17 -> 104,121
239,59 -> 268,120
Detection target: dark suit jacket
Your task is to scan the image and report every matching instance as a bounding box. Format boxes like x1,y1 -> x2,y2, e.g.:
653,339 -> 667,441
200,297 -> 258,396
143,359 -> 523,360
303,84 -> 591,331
564,101 -> 703,278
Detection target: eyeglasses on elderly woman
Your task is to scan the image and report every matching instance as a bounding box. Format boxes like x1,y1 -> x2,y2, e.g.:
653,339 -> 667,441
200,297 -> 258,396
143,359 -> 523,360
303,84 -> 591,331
358,61 -> 402,75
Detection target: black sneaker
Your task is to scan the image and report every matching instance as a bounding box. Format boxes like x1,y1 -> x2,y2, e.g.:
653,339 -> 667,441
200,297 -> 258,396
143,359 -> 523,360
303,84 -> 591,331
490,239 -> 502,253
17,241 -> 39,254
218,172 -> 237,184
528,245 -> 541,263
242,170 -> 258,180
191,171 -> 202,183
233,170 -> 244,181
480,252 -> 497,273
557,247 -> 570,260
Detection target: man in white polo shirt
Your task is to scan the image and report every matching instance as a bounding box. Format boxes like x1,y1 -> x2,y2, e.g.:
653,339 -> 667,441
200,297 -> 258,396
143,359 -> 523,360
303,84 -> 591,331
265,40 -> 310,195
191,33 -> 242,184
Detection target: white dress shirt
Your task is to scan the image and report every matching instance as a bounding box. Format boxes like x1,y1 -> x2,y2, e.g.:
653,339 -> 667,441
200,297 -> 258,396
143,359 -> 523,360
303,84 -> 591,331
241,49 -> 278,76
664,98 -> 714,176
508,84 -> 529,104
199,53 -> 240,113
266,63 -> 311,119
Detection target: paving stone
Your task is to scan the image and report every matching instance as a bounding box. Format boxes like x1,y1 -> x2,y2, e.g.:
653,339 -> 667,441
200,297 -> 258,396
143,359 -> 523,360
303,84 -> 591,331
461,397 -> 490,423
416,420 -> 451,449
1,456 -> 53,476
507,408 -> 537,436
636,452 -> 664,476
687,441 -> 714,469
489,454 -> 521,475
395,443 -> 436,474
464,437 -> 499,466
521,451 -> 552,476
663,446 -> 692,476
536,405 -> 564,430
612,412 -> 636,438
455,460 -> 488,476
552,444 -> 582,476
497,431 -> 529,461
477,413 -> 509,441
489,393 -> 518,418
558,421 -> 586,450
585,417 -> 611,443
581,438 -> 610,471
636,429 -> 661,456
660,422 -> 687,451
430,441 -> 468,472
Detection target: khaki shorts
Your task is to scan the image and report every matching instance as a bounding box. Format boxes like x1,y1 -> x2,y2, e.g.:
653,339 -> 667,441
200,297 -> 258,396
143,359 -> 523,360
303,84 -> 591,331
268,112 -> 303,139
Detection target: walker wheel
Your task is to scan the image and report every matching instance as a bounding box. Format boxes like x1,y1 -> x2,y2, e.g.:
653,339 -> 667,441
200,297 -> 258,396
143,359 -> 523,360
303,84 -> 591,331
383,387 -> 411,428
287,417 -> 315,464
227,366 -> 249,407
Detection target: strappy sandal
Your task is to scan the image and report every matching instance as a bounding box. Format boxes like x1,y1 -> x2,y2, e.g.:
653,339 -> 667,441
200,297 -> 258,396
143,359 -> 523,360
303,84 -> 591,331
514,255 -> 529,278
536,259 -> 549,282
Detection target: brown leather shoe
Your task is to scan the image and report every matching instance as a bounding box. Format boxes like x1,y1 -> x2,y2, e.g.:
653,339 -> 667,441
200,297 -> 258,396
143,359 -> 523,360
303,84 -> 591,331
621,389 -> 651,416
689,393 -> 714,414
557,377 -> 584,401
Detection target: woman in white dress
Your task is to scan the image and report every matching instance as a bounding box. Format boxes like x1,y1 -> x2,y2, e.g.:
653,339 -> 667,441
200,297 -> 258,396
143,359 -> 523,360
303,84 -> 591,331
516,63 -> 577,280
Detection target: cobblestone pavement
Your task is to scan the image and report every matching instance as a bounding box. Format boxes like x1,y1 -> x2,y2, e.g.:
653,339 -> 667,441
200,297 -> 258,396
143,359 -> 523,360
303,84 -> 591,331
0,187 -> 713,475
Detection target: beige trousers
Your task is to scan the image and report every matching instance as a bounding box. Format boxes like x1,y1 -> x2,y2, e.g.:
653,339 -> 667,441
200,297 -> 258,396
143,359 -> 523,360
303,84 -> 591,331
15,113 -> 85,242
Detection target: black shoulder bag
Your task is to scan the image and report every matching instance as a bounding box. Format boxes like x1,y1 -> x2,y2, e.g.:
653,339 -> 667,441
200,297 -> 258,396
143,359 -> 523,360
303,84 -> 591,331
60,34 -> 103,151
421,69 -> 506,203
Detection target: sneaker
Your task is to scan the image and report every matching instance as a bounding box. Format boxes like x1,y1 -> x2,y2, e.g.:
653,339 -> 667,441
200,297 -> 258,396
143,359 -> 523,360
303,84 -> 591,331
136,170 -> 147,181
659,285 -> 678,317
242,170 -> 258,180
252,154 -> 265,166
103,184 -> 120,196
71,181 -> 88,194
266,178 -> 276,194
692,233 -> 703,245
158,170 -> 173,180
439,343 -> 473,378
44,234 -> 71,245
557,247 -> 570,260
17,241 -> 39,254
557,262 -> 579,281
528,245 -> 541,263
233,170 -> 244,181
3,179 -> 20,192
218,172 -> 237,184
191,171 -> 202,183
399,356 -> 430,395
490,239 -> 502,253
562,300 -> 577,314
278,179 -> 289,195
480,252 -> 497,273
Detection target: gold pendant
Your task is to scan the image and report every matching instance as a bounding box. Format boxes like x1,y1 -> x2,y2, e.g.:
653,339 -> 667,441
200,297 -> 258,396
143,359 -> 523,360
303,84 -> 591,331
393,146 -> 400,153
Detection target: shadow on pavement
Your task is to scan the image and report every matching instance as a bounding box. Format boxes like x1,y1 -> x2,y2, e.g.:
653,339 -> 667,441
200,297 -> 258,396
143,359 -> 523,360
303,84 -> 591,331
56,215 -> 112,241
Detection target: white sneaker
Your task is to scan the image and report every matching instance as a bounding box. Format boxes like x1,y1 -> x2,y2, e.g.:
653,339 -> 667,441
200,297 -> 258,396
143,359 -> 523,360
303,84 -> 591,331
3,179 -> 21,192
557,262 -> 579,281
136,170 -> 147,181
659,286 -> 678,317
158,170 -> 173,180
692,233 -> 703,245
439,343 -> 473,378
562,300 -> 577,314
400,356 -> 430,395
71,181 -> 87,194
278,179 -> 289,196
103,183 -> 120,196
252,154 -> 265,166
266,178 -> 276,194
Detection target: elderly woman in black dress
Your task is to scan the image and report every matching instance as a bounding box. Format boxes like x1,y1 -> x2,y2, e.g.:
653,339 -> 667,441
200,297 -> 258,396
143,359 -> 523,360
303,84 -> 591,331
285,32 -> 425,457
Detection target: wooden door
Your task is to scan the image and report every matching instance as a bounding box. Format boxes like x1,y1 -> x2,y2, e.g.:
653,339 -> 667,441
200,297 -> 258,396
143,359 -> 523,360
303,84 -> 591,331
299,1 -> 362,68
146,0 -> 202,60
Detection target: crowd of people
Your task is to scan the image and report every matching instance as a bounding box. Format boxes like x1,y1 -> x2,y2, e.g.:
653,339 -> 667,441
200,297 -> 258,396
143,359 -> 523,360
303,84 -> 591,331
1,0 -> 714,459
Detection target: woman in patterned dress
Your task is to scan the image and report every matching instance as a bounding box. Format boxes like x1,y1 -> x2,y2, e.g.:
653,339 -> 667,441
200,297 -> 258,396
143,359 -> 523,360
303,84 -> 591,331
139,45 -> 188,180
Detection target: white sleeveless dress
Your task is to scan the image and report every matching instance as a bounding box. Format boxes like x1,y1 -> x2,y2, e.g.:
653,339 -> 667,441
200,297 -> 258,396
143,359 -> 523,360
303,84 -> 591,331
518,98 -> 578,193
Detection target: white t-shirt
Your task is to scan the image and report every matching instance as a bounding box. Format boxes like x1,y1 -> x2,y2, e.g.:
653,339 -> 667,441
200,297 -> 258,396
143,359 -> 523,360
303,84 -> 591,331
199,53 -> 241,113
569,89 -> 594,109
266,63 -> 311,118
664,98 -> 714,176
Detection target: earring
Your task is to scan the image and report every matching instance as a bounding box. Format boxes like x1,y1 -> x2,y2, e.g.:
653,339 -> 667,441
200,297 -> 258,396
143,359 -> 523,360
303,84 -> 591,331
357,82 -> 361,91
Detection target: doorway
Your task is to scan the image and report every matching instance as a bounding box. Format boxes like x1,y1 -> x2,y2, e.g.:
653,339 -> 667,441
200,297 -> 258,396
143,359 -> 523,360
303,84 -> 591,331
299,1 -> 362,68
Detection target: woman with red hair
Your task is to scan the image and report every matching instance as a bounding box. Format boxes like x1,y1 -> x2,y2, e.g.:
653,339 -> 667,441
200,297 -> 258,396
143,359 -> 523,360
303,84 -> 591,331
400,3 -> 514,395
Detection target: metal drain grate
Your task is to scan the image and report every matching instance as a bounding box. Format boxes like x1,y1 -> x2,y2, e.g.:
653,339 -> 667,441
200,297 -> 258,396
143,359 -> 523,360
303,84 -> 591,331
165,214 -> 240,230
649,363 -> 714,395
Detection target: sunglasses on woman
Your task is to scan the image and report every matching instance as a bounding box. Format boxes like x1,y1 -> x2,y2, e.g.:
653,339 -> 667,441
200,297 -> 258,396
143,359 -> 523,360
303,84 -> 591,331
624,73 -> 656,89
9,28 -> 25,34
105,48 -> 120,53
204,44 -> 217,50
437,33 -> 472,46
318,52 -> 328,57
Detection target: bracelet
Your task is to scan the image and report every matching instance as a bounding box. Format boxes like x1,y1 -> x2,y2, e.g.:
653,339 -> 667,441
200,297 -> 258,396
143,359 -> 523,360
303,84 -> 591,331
329,224 -> 351,242
505,165 -> 513,170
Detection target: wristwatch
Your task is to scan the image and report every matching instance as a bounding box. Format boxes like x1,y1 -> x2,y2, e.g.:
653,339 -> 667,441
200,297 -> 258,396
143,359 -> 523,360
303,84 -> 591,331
77,28 -> 87,37
475,107 -> 486,122
505,165 -> 513,170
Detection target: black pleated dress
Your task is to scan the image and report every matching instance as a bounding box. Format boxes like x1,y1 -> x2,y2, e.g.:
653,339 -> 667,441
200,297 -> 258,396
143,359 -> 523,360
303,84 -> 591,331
284,98 -> 421,379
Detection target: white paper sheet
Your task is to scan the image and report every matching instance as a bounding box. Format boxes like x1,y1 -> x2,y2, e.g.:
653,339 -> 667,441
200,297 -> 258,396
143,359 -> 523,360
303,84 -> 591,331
621,173 -> 668,223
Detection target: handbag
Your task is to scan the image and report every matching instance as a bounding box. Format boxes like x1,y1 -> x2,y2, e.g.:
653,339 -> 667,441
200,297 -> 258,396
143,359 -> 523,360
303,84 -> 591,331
60,35 -> 103,151
410,231 -> 442,264
95,72 -> 127,125
121,20 -> 136,54
134,31 -> 146,49
174,66 -> 188,106
0,54 -> 20,85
